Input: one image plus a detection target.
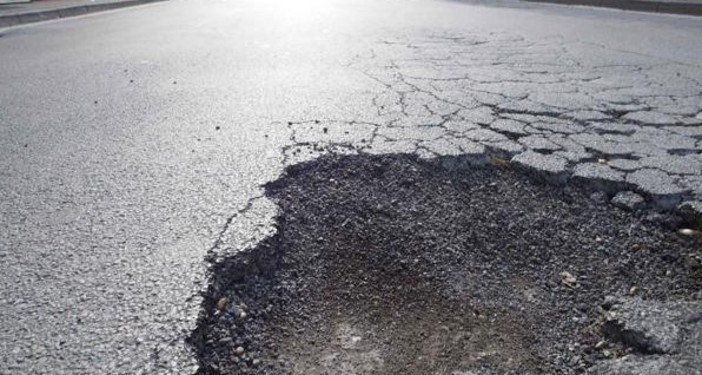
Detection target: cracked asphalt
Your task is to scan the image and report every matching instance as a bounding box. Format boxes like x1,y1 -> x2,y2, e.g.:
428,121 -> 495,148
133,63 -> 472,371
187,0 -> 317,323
1,0 -> 702,373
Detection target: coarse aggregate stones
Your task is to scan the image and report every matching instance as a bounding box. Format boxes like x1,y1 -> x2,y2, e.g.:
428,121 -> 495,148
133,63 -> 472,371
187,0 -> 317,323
191,154 -> 701,375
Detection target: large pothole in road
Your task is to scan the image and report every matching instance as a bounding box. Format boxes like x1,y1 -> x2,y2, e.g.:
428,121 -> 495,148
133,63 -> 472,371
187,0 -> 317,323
190,154 -> 699,375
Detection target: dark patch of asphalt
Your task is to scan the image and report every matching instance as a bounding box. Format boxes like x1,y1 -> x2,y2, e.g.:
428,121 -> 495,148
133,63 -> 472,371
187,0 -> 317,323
189,153 -> 700,375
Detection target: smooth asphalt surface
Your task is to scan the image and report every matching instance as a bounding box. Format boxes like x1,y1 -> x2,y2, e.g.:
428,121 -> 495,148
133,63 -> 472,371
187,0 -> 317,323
1,0 -> 701,373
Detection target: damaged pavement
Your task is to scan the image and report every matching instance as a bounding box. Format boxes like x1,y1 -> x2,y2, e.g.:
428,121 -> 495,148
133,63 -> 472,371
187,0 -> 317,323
191,154 -> 701,374
2,0 -> 702,373
193,28 -> 702,375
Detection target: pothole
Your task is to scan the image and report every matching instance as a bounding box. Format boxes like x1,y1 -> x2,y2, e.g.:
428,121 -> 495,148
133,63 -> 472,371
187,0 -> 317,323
189,154 -> 699,375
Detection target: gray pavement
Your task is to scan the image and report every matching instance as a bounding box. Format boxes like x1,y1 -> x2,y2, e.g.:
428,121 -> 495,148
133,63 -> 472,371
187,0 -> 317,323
1,0 -> 701,373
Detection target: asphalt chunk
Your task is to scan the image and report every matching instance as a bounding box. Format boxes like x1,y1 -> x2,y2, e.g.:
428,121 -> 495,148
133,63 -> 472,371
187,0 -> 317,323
190,154 -> 699,375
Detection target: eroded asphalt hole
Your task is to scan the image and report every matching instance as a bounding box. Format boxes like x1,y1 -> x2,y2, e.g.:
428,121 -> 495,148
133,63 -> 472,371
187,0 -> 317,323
190,154 -> 700,375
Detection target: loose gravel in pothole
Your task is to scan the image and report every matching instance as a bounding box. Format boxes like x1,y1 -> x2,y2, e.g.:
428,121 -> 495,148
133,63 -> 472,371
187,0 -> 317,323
190,154 -> 700,375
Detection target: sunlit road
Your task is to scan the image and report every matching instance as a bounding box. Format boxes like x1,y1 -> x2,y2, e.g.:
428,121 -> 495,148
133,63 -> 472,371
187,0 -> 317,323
1,0 -> 701,373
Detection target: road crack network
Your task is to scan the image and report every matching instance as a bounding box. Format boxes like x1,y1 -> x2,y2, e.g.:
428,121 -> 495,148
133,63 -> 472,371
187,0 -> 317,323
282,30 -> 702,220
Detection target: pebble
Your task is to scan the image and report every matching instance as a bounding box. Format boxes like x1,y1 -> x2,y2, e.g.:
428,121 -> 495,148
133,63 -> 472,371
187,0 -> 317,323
595,340 -> 606,350
216,298 -> 229,311
602,295 -> 620,309
629,286 -> 639,296
590,191 -> 608,204
234,346 -> 245,356
560,271 -> 577,287
678,228 -> 701,237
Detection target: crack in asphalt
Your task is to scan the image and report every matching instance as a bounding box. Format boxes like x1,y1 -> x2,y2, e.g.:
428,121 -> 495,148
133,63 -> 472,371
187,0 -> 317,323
188,28 -> 702,373
206,195 -> 267,261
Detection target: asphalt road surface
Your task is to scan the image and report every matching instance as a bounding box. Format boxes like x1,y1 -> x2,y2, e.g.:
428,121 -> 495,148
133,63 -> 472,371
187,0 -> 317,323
1,0 -> 701,374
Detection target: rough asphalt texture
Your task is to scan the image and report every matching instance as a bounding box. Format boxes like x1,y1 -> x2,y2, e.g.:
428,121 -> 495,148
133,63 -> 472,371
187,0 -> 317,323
2,0 -> 702,373
344,30 -> 702,215
594,296 -> 702,374
192,154 -> 701,374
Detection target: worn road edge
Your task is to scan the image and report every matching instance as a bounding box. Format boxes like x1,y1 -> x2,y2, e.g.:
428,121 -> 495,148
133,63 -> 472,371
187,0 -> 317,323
0,0 -> 167,28
523,0 -> 702,16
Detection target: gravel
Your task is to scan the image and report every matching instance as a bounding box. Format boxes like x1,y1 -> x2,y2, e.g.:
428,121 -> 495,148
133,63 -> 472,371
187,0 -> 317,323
190,154 -> 700,375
